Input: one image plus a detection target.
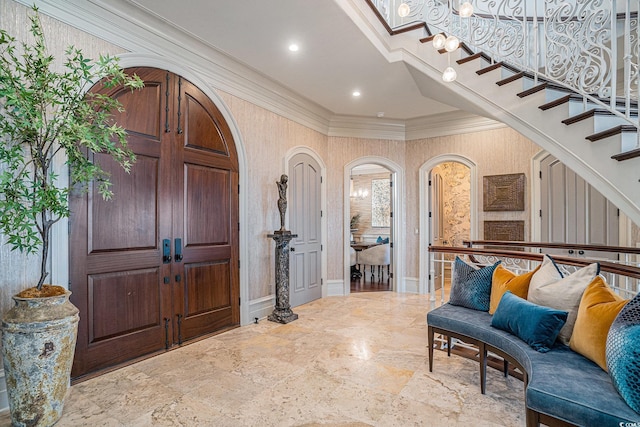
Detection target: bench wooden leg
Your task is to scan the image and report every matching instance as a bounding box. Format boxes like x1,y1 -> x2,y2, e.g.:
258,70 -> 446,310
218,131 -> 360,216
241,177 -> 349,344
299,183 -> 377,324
428,326 -> 434,372
479,342 -> 487,394
526,408 -> 540,427
503,359 -> 509,377
447,335 -> 452,357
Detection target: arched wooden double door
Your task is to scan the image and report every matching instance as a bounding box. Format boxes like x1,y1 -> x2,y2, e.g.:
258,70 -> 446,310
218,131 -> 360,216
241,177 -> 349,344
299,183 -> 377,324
70,68 -> 240,379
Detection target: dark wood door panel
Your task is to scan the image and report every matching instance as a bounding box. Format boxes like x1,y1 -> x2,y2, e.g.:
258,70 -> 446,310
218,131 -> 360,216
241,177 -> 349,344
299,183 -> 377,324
184,165 -> 230,246
88,268 -> 161,342
180,78 -> 237,167
111,84 -> 163,139
89,153 -> 159,252
184,261 -> 231,315
184,94 -> 228,155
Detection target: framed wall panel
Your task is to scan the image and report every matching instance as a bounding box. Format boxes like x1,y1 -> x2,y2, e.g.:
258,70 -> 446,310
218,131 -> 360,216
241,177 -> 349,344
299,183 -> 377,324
483,173 -> 525,211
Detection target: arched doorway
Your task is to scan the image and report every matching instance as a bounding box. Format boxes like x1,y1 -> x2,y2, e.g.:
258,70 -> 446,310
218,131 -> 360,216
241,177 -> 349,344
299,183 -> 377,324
419,155 -> 477,299
69,67 -> 241,379
284,146 -> 327,306
344,157 -> 404,296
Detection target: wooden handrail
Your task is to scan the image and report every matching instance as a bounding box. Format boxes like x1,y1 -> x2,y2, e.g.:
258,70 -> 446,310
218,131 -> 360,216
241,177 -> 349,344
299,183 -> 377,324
462,240 -> 640,255
429,246 -> 640,279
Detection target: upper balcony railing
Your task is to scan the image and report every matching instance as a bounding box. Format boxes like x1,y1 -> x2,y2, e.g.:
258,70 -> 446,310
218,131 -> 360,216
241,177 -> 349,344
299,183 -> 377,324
370,0 -> 639,128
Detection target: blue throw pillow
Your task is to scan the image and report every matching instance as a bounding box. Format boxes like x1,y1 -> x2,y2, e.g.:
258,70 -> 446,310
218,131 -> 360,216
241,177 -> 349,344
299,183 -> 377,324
606,291 -> 640,414
449,257 -> 501,311
376,236 -> 383,244
382,237 -> 389,244
491,291 -> 568,353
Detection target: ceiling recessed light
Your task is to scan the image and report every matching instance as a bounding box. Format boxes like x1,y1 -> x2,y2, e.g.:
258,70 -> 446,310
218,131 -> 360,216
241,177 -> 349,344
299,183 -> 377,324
288,44 -> 299,52
352,91 -> 361,97
377,112 -> 385,118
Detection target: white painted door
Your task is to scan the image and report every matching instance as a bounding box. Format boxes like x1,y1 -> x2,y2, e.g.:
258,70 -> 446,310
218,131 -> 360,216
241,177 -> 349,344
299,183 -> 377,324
289,153 -> 322,307
540,154 -> 619,259
429,171 -> 444,289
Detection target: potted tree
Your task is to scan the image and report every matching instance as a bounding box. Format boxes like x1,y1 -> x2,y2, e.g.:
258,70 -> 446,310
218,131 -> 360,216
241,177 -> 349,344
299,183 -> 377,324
0,7 -> 143,426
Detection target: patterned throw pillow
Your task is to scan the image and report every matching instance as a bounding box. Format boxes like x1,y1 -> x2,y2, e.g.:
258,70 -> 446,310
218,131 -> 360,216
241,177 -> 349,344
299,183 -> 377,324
606,291 -> 640,414
449,256 -> 501,312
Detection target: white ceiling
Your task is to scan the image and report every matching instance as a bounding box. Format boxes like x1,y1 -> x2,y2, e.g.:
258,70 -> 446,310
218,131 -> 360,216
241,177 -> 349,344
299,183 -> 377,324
125,0 -> 460,121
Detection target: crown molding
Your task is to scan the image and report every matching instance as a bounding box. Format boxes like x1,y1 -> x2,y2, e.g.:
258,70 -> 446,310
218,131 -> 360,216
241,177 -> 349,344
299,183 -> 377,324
405,111 -> 506,140
18,0 -> 333,134
328,115 -> 406,140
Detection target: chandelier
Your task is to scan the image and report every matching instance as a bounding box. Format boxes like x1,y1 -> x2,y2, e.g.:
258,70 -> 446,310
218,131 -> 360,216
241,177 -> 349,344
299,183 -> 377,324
397,1 -> 474,82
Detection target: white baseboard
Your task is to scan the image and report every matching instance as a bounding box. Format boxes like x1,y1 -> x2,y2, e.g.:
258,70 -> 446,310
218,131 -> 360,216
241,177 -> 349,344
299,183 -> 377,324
248,295 -> 275,324
402,277 -> 420,294
326,280 -> 345,296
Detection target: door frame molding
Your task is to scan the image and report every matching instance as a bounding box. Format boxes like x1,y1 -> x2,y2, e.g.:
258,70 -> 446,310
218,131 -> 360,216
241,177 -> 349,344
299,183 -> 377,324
283,146 -> 328,298
344,156 -> 404,295
54,53 -> 251,326
531,149 -> 547,243
419,154 -> 477,298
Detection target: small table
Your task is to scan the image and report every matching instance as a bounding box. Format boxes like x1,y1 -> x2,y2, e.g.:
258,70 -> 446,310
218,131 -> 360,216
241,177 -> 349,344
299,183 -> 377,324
351,242 -> 380,251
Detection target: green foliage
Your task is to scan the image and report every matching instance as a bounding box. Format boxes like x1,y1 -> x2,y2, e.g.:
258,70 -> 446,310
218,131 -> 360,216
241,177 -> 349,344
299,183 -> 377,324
0,7 -> 144,289
350,213 -> 361,229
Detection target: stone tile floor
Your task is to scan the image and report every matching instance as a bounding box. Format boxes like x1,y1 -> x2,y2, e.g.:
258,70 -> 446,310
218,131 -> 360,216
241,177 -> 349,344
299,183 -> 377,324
0,293 -> 525,426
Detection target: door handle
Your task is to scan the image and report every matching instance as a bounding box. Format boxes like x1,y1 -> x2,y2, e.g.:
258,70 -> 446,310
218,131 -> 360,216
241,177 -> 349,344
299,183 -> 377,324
163,239 -> 171,263
290,247 -> 295,252
175,238 -> 183,262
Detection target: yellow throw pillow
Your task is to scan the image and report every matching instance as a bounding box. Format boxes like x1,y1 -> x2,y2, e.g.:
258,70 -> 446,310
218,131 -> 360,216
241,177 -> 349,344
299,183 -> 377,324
489,264 -> 540,315
570,276 -> 628,371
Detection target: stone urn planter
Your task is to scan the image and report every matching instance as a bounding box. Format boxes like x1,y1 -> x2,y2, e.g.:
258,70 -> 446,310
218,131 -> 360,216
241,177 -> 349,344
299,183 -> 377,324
1,286 -> 79,427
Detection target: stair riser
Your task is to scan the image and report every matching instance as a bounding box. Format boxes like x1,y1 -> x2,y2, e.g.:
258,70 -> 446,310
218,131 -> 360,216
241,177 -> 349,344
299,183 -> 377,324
558,115 -> 629,139
620,132 -> 640,153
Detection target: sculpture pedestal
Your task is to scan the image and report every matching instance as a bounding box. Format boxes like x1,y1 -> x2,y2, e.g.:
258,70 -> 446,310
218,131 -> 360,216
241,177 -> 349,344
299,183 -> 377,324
267,230 -> 298,324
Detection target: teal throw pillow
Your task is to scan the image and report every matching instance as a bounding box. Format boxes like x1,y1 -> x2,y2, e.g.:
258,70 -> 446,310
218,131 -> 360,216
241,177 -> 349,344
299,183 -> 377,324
606,291 -> 640,414
491,291 -> 568,353
449,257 -> 501,311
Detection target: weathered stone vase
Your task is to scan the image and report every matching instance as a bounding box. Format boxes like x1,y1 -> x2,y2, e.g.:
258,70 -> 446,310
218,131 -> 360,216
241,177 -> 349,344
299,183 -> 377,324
1,290 -> 79,427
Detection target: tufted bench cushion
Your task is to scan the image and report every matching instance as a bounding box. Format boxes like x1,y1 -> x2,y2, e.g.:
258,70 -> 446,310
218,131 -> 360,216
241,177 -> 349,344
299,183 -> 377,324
427,303 -> 639,426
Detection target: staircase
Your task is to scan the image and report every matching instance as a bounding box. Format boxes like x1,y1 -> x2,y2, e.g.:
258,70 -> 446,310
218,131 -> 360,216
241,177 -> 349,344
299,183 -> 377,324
347,0 -> 640,226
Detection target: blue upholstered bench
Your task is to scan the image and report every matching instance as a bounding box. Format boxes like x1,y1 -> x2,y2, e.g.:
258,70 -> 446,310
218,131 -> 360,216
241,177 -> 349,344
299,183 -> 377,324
427,303 -> 639,427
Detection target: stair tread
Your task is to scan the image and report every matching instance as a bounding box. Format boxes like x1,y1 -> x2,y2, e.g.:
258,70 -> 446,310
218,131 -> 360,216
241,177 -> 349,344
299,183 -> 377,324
518,83 -> 547,98
612,147 -> 640,161
476,62 -> 503,75
457,53 -> 482,65
496,71 -> 525,86
563,108 -> 637,125
586,125 -> 638,142
420,35 -> 435,43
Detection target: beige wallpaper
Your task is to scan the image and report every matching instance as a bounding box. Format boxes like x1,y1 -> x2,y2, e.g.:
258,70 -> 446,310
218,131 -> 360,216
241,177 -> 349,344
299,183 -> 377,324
404,127 -> 542,277
216,92 -> 328,299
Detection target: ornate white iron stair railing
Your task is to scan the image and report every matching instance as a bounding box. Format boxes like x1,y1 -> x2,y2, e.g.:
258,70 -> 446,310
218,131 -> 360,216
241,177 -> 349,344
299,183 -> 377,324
355,0 -> 640,226
370,0 -> 639,132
